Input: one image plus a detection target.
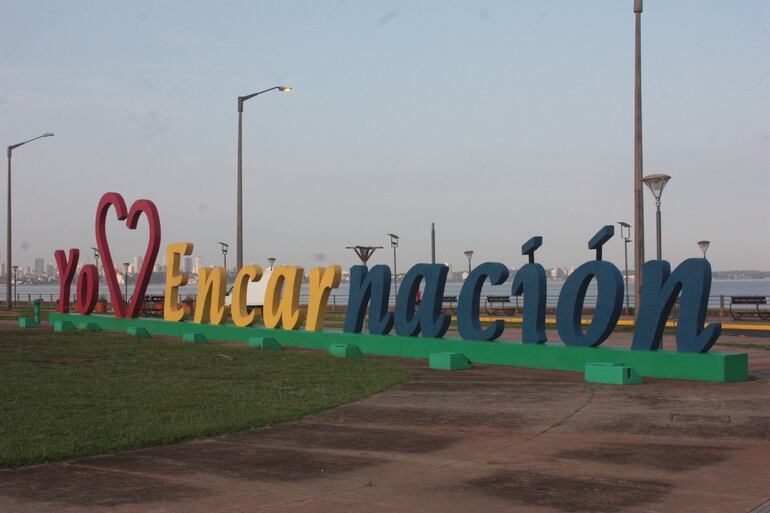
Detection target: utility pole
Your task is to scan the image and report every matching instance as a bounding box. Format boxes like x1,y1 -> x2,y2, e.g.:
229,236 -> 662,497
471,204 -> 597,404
430,223 -> 436,264
633,0 -> 645,317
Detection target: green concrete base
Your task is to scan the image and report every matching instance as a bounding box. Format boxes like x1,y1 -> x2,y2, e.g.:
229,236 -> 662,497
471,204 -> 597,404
329,344 -> 363,359
18,317 -> 39,328
54,320 -> 76,332
430,352 -> 471,371
585,362 -> 643,385
127,327 -> 151,338
182,332 -> 208,344
79,322 -> 102,332
47,313 -> 750,383
248,337 -> 282,350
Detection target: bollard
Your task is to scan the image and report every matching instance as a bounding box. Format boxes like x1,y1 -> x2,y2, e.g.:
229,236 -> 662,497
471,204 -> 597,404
32,299 -> 42,324
719,295 -> 725,318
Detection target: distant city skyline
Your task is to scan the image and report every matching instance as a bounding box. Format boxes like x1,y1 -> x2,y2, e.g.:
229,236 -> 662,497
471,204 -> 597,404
1,1 -> 767,272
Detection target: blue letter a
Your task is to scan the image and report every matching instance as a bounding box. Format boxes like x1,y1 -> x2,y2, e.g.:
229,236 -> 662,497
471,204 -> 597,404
394,264 -> 451,338
632,258 -> 721,353
343,265 -> 394,335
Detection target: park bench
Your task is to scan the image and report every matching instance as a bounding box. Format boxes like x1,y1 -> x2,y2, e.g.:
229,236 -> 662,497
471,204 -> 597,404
140,295 -> 165,317
485,295 -> 517,316
729,296 -> 769,321
442,296 -> 458,314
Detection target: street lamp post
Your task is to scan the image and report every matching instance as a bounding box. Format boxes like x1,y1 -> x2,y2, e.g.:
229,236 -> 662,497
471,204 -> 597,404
267,257 -> 276,270
218,242 -> 229,270
642,173 -> 671,260
698,240 -> 711,259
346,246 -> 382,267
633,0 -> 645,319
123,262 -> 130,304
618,222 -> 632,315
388,234 -> 399,298
11,266 -> 18,307
236,86 -> 292,271
464,250 -> 474,275
91,247 -> 100,277
6,132 -> 54,309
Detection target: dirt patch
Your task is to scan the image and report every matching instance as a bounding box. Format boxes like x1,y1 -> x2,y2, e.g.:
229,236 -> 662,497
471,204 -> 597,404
237,422 -> 457,453
82,441 -> 382,481
0,465 -> 208,507
465,470 -> 670,513
555,442 -> 734,471
600,414 -> 770,440
312,404 -> 529,430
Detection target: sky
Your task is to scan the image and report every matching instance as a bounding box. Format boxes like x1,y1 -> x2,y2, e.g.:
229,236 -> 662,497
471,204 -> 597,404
1,0 -> 768,274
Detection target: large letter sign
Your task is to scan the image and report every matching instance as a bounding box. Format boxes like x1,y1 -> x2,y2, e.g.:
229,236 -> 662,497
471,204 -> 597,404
54,194 -> 727,365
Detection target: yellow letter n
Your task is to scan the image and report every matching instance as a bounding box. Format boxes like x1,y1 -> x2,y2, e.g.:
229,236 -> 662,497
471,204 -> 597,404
194,267 -> 229,325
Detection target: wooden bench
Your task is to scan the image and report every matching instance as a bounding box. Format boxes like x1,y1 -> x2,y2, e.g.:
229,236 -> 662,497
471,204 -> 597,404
140,295 -> 165,317
485,295 -> 516,316
730,296 -> 769,321
442,296 -> 458,314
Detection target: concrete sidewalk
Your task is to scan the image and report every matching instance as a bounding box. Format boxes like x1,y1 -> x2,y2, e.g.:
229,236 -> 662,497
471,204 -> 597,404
1,328 -> 769,512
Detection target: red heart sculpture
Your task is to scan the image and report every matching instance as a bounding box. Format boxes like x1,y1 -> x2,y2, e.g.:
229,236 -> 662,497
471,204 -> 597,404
95,192 -> 161,318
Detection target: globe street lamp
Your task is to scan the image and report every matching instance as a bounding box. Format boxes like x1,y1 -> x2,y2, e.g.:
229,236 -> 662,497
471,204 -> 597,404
464,250 -> 474,275
388,233 -> 399,298
236,86 -> 292,271
642,173 -> 671,260
698,240 -> 711,259
617,221 -> 632,314
6,132 -> 54,309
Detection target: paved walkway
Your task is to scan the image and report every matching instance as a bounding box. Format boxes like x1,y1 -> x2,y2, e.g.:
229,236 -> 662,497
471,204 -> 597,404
1,327 -> 769,512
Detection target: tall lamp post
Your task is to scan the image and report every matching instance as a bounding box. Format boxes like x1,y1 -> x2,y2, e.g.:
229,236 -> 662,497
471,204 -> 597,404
236,86 -> 292,271
698,240 -> 711,259
123,262 -> 130,304
218,242 -> 229,270
642,173 -> 671,260
267,257 -> 276,270
388,233 -> 399,298
633,0 -> 645,318
464,250 -> 474,276
430,223 -> 436,264
6,132 -> 54,309
617,222 -> 632,314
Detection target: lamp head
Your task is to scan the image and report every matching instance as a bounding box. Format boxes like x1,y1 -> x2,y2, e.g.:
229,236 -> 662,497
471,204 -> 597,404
642,173 -> 671,201
278,86 -> 293,93
464,250 -> 474,259
42,132 -> 54,137
697,240 -> 711,257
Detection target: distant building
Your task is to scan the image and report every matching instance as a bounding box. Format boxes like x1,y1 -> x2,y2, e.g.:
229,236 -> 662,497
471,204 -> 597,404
183,256 -> 193,274
34,257 -> 44,274
192,256 -> 202,274
46,264 -> 55,275
132,255 -> 143,274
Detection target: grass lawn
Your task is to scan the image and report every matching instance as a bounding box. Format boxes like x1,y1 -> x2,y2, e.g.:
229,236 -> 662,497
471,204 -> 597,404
0,330 -> 406,467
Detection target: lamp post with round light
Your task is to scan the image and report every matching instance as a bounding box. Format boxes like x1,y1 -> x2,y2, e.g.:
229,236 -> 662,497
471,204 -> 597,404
388,233 -> 399,299
464,250 -> 474,276
642,173 -> 671,260
698,240 -> 711,259
236,86 -> 292,271
123,262 -> 130,304
6,132 -> 54,309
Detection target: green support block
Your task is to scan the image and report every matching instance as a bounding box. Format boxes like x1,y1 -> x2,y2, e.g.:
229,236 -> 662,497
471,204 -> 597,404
430,352 -> 472,371
54,320 -> 75,332
585,362 -> 642,385
182,332 -> 208,344
329,344 -> 363,359
78,322 -> 102,332
127,327 -> 150,338
248,337 -> 282,350
18,317 -> 39,328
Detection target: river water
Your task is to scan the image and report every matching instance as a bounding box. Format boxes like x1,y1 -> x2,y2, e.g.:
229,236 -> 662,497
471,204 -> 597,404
13,279 -> 770,308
